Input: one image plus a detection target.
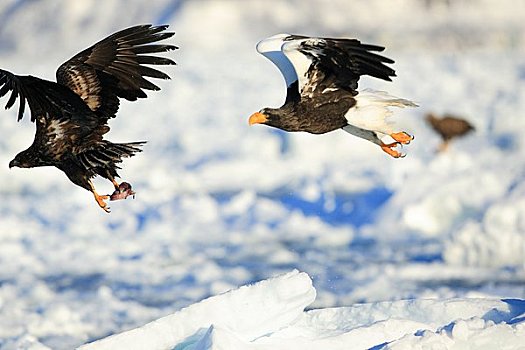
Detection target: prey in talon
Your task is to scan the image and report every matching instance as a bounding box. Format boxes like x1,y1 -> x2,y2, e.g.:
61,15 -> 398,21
110,182 -> 136,201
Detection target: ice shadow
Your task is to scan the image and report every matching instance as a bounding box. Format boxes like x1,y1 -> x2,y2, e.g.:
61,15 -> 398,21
172,325 -> 213,350
485,299 -> 525,324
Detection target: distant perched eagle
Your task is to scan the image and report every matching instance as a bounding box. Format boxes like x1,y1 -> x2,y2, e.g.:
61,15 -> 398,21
0,24 -> 177,212
426,112 -> 475,151
249,34 -> 417,158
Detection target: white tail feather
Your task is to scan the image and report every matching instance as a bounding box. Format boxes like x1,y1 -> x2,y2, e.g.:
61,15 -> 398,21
344,89 -> 417,134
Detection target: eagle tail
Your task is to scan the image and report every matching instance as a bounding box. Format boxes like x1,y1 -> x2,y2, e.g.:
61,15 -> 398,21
79,141 -> 146,173
344,89 -> 417,135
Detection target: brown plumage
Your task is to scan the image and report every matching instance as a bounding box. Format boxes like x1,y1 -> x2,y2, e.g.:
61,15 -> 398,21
426,113 -> 475,151
249,34 -> 417,158
0,24 -> 177,212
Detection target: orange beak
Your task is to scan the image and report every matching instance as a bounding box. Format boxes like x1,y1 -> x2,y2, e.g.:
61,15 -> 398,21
249,112 -> 268,125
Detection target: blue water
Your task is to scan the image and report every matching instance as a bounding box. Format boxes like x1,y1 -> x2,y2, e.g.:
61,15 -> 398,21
271,186 -> 392,228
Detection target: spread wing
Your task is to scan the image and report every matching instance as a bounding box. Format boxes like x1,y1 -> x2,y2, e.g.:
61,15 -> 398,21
257,34 -> 396,101
0,68 -> 90,122
56,24 -> 177,121
283,35 -> 396,98
0,69 -> 104,161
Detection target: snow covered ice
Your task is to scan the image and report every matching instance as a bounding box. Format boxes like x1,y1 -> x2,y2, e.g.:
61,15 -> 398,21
0,0 -> 524,349
80,271 -> 525,350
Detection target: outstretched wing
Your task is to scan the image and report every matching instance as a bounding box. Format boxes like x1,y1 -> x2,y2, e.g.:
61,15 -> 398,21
56,24 -> 177,121
283,36 -> 395,98
0,68 -> 90,122
0,69 -> 104,161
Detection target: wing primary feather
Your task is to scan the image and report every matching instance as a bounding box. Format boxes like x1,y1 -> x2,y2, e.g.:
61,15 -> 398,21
122,33 -> 175,47
115,25 -> 169,41
100,24 -> 156,43
106,64 -> 160,90
131,44 -> 178,54
57,24 -> 176,113
136,65 -> 171,79
17,88 -> 26,120
134,55 -> 177,65
0,83 -> 10,99
5,88 -> 18,110
111,61 -> 170,79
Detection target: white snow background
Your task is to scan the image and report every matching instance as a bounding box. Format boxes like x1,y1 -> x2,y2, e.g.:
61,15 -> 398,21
0,0 -> 524,349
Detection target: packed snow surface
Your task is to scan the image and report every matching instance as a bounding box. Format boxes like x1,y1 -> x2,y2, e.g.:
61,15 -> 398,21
80,271 -> 525,350
0,0 -> 524,349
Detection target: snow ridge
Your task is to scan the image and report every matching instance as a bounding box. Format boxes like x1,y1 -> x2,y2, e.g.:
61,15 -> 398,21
78,270 -> 315,350
78,271 -> 525,350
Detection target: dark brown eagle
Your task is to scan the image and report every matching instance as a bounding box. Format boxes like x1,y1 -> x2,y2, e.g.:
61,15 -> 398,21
249,34 -> 417,158
0,24 -> 177,212
426,112 -> 475,151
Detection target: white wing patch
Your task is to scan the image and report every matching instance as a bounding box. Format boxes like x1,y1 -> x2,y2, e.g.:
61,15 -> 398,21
282,39 -> 316,95
256,34 -> 298,88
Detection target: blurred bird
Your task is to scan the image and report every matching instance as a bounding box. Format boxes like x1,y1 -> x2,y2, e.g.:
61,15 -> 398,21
249,34 -> 417,158
0,24 -> 177,212
425,112 -> 475,152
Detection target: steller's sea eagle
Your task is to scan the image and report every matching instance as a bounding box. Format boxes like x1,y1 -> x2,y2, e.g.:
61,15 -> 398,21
0,24 -> 177,212
249,34 -> 417,158
426,112 -> 475,152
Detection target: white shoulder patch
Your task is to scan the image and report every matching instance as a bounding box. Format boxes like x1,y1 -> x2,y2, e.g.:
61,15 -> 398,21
256,34 -> 298,88
283,38 -> 318,93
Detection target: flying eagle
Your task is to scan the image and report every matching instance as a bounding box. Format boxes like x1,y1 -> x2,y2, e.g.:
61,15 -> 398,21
0,24 -> 177,212
249,34 -> 417,158
426,112 -> 475,152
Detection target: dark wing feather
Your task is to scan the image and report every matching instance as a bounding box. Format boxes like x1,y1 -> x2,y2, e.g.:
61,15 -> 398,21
56,24 -> 177,120
283,35 -> 396,98
0,68 -> 88,122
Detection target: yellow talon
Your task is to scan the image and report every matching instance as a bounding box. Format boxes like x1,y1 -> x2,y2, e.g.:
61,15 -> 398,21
94,194 -> 111,213
380,142 -> 405,158
89,180 -> 111,213
390,132 -> 414,144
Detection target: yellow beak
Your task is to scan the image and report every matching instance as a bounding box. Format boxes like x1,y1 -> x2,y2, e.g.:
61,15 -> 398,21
249,112 -> 268,125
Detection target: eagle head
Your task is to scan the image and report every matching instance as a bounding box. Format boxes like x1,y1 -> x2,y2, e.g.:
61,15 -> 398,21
249,107 -> 301,132
249,108 -> 289,127
9,149 -> 42,169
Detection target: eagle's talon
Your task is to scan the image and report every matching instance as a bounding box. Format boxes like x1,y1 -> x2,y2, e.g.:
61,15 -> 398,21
390,132 -> 414,145
94,194 -> 110,212
381,142 -> 404,158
